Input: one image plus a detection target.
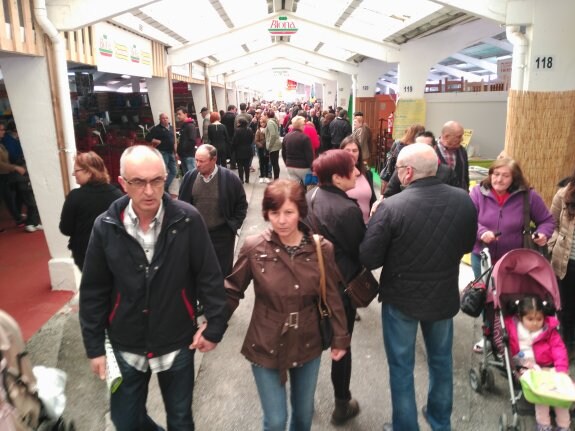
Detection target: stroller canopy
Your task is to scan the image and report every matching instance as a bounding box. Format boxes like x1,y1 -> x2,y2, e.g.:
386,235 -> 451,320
491,249 -> 560,311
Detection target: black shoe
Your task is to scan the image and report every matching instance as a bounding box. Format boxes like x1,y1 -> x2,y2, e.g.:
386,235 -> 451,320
331,398 -> 360,425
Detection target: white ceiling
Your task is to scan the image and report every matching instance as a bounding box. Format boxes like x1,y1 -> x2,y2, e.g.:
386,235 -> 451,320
105,0 -> 513,91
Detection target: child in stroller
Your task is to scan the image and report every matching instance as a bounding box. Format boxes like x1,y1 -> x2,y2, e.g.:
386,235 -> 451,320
505,296 -> 570,431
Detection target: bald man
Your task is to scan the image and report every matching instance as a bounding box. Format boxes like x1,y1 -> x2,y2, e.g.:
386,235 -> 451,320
360,143 -> 477,431
80,145 -> 228,430
436,120 -> 469,191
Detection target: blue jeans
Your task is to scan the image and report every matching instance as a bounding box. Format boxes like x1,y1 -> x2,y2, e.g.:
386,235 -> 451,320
111,348 -> 195,431
382,304 -> 453,431
160,151 -> 177,192
471,252 -> 482,279
251,357 -> 321,431
181,157 -> 196,175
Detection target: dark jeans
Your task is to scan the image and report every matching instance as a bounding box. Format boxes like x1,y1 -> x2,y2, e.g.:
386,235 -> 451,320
331,296 -> 356,400
2,172 -> 39,225
236,158 -> 251,183
559,260 -> 575,350
257,147 -> 270,178
269,151 -> 280,180
209,224 -> 236,278
111,348 -> 195,431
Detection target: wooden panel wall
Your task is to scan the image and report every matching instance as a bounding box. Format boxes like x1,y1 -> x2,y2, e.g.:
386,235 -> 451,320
0,0 -> 43,55
64,26 -> 94,65
152,40 -> 166,77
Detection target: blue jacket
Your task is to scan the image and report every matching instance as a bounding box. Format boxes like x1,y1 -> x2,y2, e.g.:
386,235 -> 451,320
79,194 -> 228,359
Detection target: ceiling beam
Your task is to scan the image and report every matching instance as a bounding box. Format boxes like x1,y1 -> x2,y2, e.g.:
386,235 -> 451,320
431,63 -> 483,82
431,0 -> 506,23
482,37 -> 513,52
111,13 -> 183,48
168,11 -> 401,66
225,59 -> 337,82
449,52 -> 497,73
209,43 -> 359,76
46,0 -> 160,31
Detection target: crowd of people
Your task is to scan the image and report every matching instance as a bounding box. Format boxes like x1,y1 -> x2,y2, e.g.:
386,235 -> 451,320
3,98 -> 573,431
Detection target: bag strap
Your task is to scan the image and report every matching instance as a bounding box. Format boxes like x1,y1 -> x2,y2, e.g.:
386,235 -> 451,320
522,190 -> 531,237
312,234 -> 331,316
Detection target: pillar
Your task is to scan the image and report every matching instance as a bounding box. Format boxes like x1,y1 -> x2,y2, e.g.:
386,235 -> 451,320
0,55 -> 79,290
504,0 -> 575,205
336,73 -> 352,111
145,77 -> 172,123
190,83 -> 207,117
213,87 -> 225,113
356,59 -> 395,98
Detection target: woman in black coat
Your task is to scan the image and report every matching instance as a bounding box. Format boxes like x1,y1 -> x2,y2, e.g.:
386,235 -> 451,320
207,111 -> 230,167
232,118 -> 255,183
59,151 -> 123,270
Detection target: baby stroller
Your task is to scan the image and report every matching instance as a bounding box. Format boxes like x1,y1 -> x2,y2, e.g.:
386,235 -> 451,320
0,310 -> 75,431
468,248 -> 561,431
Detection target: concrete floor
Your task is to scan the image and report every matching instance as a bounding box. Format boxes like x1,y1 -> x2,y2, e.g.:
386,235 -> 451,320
25,160 -> 541,431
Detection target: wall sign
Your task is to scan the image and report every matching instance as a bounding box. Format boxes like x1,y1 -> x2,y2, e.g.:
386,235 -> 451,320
94,22 -> 153,77
535,56 -> 554,69
268,16 -> 298,35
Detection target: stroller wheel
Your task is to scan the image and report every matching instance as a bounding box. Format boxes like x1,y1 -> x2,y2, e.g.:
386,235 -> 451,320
469,368 -> 482,393
481,365 -> 495,392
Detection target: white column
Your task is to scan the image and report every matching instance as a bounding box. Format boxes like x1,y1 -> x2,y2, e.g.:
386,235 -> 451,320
146,77 -> 172,123
356,59 -> 396,97
213,87 -> 225,113
336,73 -> 352,111
324,81 -> 337,109
0,55 -> 80,290
190,83 -> 207,117
515,0 -> 575,91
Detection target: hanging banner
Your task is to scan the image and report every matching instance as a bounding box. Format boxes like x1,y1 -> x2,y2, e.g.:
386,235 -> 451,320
94,22 -> 153,77
286,79 -> 297,90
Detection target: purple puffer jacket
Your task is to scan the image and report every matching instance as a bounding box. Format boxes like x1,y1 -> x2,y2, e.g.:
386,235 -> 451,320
469,185 -> 554,262
504,315 -> 568,373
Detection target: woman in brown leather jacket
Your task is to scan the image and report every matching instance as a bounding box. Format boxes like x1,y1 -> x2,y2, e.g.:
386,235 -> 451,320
225,179 -> 350,431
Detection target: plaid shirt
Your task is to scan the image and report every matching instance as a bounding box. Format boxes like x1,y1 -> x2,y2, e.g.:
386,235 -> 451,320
120,200 -> 180,373
437,141 -> 456,169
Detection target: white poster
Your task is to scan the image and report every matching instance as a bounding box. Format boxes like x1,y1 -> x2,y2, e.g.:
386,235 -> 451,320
94,22 -> 153,78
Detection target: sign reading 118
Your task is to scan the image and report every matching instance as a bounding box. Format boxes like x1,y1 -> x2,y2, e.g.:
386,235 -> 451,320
535,56 -> 553,69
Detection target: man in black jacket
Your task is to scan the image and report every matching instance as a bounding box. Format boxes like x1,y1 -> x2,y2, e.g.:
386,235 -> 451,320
329,109 -> 352,149
80,145 -> 227,431
178,144 -> 247,277
360,143 -> 477,431
436,120 -> 469,191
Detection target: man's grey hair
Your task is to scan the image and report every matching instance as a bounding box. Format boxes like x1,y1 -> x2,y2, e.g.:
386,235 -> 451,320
397,143 -> 438,180
196,144 -> 217,159
120,145 -> 166,177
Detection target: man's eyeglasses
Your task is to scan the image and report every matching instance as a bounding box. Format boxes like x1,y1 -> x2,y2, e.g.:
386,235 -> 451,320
396,165 -> 414,171
123,177 -> 165,189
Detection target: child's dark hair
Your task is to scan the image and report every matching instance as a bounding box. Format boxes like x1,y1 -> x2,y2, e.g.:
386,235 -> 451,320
517,296 -> 545,318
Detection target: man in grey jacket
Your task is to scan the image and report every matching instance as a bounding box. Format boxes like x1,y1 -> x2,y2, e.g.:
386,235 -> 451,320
360,143 -> 477,431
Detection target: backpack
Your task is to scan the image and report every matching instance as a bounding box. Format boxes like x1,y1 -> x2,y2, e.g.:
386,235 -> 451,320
380,140 -> 404,182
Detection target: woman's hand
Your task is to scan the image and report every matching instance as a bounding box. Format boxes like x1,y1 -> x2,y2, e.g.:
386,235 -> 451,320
330,348 -> 347,361
532,232 -> 548,247
480,231 -> 499,244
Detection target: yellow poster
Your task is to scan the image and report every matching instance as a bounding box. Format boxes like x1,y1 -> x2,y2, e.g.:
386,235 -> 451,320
461,129 -> 473,148
392,99 -> 426,140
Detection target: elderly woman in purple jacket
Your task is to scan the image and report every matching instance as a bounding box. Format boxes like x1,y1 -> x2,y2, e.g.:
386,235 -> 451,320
470,158 -> 554,275
469,158 -> 554,353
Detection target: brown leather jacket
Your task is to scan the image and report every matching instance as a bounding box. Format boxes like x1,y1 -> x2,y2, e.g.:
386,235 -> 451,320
549,186 -> 575,279
225,226 -> 350,383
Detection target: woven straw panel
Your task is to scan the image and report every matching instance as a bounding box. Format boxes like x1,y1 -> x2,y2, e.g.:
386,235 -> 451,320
505,90 -> 575,206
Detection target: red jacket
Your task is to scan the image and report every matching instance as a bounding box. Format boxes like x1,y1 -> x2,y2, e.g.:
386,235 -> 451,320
303,123 -> 320,154
504,315 -> 569,372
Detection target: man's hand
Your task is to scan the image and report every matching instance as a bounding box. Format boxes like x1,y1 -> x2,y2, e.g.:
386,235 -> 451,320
151,138 -> 161,147
190,322 -> 218,352
90,356 -> 106,380
13,166 -> 26,176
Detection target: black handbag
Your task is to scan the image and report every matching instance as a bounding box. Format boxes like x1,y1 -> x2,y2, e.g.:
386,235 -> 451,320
313,234 -> 333,350
460,266 -> 492,317
344,267 -> 379,308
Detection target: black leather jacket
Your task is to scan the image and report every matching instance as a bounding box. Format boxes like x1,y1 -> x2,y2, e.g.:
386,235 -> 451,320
80,194 -> 228,359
